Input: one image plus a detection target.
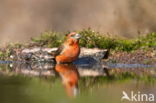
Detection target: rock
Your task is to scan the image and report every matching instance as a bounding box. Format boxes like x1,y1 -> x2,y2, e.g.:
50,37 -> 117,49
19,47 -> 108,62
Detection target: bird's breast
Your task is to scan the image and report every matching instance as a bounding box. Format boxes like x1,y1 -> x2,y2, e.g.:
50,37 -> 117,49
63,45 -> 80,57
56,43 -> 80,63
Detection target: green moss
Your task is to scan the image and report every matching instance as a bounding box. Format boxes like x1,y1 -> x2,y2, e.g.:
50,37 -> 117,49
79,29 -> 156,51
78,28 -> 117,49
0,49 -> 11,60
31,31 -> 64,47
139,32 -> 156,48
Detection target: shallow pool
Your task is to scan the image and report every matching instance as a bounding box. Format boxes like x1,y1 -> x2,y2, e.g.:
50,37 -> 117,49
0,62 -> 156,103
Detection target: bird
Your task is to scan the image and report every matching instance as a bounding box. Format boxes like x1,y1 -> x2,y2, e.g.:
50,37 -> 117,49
54,32 -> 81,64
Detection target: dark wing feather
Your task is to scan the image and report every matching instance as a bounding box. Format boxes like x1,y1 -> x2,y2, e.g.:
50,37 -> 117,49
53,44 -> 64,57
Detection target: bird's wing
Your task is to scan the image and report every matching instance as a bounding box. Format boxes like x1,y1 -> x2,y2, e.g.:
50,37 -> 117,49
54,44 -> 65,57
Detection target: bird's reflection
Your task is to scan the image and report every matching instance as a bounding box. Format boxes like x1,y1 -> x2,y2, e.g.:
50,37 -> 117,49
55,64 -> 79,97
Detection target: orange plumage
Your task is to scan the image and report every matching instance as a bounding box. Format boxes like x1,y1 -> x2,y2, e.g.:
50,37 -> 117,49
55,64 -> 79,97
55,32 -> 81,64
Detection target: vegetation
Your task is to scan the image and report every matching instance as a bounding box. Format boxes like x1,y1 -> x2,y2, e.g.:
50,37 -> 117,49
31,31 -> 63,48
0,43 -> 24,60
31,28 -> 156,51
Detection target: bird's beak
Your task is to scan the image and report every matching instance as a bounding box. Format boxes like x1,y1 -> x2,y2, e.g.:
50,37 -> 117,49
74,33 -> 81,39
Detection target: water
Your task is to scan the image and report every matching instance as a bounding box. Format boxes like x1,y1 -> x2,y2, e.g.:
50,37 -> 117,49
0,61 -> 156,103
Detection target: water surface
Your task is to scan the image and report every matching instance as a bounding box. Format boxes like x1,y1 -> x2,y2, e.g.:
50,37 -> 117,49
0,62 -> 156,103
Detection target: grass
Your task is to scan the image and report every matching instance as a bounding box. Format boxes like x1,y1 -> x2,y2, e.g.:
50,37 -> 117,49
31,31 -> 63,48
31,28 -> 156,51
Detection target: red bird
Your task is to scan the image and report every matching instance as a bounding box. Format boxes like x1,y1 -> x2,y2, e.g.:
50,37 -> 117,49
55,32 -> 81,64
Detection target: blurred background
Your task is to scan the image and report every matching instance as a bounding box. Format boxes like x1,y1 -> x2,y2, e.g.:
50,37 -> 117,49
0,0 -> 156,44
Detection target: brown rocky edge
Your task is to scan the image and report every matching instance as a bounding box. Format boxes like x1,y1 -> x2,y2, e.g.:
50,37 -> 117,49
108,49 -> 156,65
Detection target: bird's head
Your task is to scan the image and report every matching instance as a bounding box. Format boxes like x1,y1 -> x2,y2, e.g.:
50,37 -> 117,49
65,32 -> 81,45
66,32 -> 81,40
